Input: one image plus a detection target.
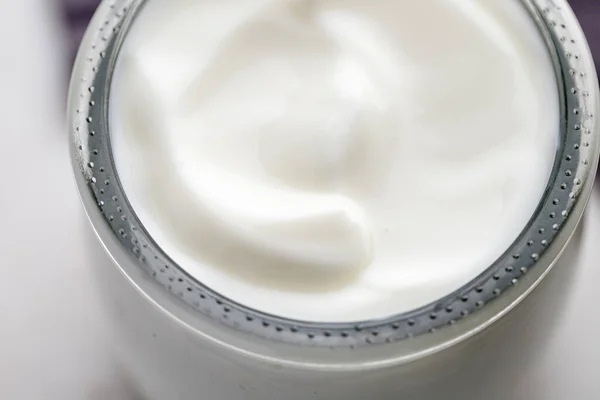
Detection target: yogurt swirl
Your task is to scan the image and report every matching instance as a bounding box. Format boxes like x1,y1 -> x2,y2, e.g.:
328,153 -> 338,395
111,0 -> 558,322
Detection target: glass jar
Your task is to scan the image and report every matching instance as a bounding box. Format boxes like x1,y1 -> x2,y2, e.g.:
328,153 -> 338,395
69,1 -> 600,399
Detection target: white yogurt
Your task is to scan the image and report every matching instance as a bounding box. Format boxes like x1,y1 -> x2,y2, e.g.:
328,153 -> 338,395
111,0 -> 559,322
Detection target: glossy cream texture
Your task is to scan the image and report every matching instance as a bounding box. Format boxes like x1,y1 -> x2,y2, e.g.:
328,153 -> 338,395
111,0 -> 559,322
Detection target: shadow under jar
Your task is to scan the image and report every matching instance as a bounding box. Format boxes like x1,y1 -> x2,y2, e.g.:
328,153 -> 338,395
69,1 -> 600,399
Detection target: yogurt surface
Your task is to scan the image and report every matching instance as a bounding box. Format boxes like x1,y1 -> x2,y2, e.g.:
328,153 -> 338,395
111,0 -> 559,322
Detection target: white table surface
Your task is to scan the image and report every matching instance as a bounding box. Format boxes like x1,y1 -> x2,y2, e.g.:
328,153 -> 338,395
1,0 -> 600,399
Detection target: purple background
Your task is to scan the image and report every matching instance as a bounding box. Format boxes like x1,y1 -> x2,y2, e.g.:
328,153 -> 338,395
571,0 -> 600,68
